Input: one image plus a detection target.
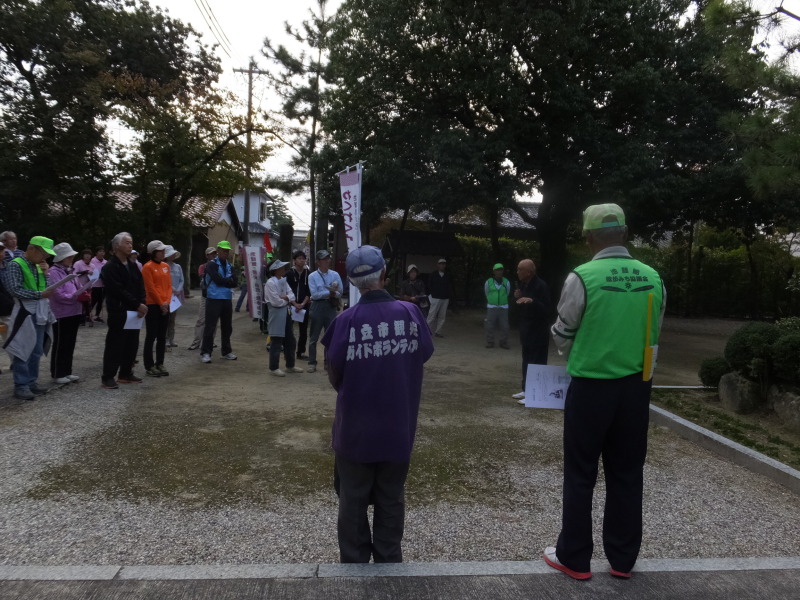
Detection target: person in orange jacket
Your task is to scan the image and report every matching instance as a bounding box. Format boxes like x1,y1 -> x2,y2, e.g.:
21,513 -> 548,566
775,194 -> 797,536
142,240 -> 173,377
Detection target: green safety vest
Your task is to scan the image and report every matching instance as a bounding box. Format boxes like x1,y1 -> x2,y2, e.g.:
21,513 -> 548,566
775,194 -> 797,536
12,257 -> 45,291
485,277 -> 510,306
567,258 -> 663,379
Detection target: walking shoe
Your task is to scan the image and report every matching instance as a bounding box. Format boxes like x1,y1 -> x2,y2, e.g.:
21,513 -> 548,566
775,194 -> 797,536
297,353 -> 308,360
609,568 -> 631,579
270,369 -> 286,377
307,365 -> 317,373
512,392 -> 525,400
156,364 -> 169,376
543,547 -> 592,580
187,342 -> 199,350
14,387 -> 35,401
53,376 -> 72,384
287,366 -> 305,373
201,354 -> 212,363
222,353 -> 237,360
101,378 -> 119,389
146,367 -> 162,377
29,383 -> 49,395
118,375 -> 143,384
66,374 -> 80,382
486,342 -> 494,348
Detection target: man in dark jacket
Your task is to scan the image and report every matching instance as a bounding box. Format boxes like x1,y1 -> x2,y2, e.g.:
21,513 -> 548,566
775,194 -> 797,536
426,258 -> 453,337
285,250 -> 311,359
512,259 -> 551,402
101,232 -> 147,389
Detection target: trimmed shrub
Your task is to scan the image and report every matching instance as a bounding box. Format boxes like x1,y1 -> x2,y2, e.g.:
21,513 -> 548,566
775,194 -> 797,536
770,333 -> 800,385
699,356 -> 732,387
776,317 -> 800,334
724,322 -> 780,380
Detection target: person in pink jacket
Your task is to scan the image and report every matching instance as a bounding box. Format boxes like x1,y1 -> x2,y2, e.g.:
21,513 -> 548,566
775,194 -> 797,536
47,243 -> 83,384
89,246 -> 107,322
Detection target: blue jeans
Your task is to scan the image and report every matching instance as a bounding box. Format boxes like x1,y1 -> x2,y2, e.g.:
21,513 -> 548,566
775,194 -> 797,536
235,285 -> 248,311
12,322 -> 46,391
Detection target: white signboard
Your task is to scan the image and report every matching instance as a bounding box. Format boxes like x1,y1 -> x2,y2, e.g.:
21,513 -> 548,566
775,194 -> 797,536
244,246 -> 265,319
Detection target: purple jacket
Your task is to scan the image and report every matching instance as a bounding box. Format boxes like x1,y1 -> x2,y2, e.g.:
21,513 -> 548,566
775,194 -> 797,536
47,263 -> 82,319
322,289 -> 434,463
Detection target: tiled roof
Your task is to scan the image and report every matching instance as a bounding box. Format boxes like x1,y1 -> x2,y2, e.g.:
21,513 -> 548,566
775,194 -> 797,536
384,203 -> 538,230
112,191 -> 231,228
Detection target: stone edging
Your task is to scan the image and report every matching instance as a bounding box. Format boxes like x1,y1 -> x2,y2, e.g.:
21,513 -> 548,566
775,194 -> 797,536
649,404 -> 800,495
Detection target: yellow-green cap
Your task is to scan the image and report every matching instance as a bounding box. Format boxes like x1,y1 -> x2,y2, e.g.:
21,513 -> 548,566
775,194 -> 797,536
217,240 -> 232,250
30,235 -> 56,256
493,263 -> 504,270
582,203 -> 626,232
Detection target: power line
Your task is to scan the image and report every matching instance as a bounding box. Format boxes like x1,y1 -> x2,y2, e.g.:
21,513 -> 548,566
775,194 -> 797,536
199,0 -> 233,48
192,0 -> 232,57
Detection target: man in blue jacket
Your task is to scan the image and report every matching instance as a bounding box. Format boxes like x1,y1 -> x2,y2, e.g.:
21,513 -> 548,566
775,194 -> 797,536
200,240 -> 239,363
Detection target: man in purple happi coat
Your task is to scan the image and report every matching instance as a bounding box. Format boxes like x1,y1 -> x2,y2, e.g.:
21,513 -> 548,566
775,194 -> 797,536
322,245 -> 434,563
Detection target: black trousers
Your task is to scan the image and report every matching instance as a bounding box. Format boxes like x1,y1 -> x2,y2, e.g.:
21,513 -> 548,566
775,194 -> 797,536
296,310 -> 309,357
143,305 -> 169,369
555,374 -> 652,574
202,298 -> 232,356
269,309 -> 296,371
334,454 -> 410,563
102,310 -> 140,380
520,341 -> 548,390
51,314 -> 81,378
91,287 -> 104,317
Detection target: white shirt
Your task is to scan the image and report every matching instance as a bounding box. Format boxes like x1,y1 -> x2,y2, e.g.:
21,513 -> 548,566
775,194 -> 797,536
264,276 -> 295,308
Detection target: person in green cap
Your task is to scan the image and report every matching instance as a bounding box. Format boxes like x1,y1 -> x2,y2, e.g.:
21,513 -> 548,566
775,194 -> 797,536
3,235 -> 57,400
544,203 -> 666,581
200,240 -> 239,363
484,263 -> 511,349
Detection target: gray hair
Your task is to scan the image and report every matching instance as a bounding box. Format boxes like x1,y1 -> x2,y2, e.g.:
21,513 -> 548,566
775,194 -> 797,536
588,225 -> 627,245
348,269 -> 383,290
0,231 -> 15,243
111,232 -> 132,251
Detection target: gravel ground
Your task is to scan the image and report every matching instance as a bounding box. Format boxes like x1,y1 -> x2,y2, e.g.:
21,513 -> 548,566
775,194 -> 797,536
0,298 -> 798,566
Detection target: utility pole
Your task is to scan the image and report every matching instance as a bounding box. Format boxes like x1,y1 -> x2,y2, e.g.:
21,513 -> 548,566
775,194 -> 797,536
233,59 -> 269,246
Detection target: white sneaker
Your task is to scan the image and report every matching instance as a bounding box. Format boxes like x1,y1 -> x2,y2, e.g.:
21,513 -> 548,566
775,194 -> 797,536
287,366 -> 304,373
201,354 -> 212,363
66,375 -> 80,382
512,392 -> 525,400
223,353 -> 237,360
270,369 -> 286,377
53,376 -> 71,384
517,398 -> 525,405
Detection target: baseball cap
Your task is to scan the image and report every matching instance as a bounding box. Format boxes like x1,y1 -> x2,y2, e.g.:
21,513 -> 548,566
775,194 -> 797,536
406,264 -> 418,274
316,249 -> 331,260
437,258 -> 447,264
205,247 -> 217,256
493,263 -> 504,270
217,240 -> 232,250
30,235 -> 56,256
147,240 -> 167,253
582,203 -> 626,232
346,245 -> 385,278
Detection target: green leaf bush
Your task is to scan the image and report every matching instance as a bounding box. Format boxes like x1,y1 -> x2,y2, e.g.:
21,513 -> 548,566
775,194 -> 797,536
770,333 -> 800,385
724,322 -> 780,381
699,356 -> 732,387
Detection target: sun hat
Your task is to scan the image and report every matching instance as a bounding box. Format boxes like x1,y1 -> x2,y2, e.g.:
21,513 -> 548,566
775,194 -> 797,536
582,203 -> 626,232
269,259 -> 290,272
164,245 -> 181,260
217,240 -> 232,250
316,249 -> 331,260
346,245 -> 385,278
406,264 -> 418,274
53,242 -> 78,263
205,247 -> 217,256
493,263 -> 504,270
30,235 -> 56,256
147,240 -> 167,253
437,258 -> 447,264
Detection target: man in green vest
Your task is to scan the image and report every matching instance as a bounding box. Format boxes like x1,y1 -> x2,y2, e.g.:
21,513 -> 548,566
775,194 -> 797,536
544,204 -> 666,580
484,263 -> 510,349
3,236 -> 57,401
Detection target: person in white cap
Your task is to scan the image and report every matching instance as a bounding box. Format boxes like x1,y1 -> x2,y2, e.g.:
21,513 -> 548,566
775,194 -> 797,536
164,245 -> 183,348
47,242 -> 83,384
264,259 -> 304,376
398,264 -> 429,317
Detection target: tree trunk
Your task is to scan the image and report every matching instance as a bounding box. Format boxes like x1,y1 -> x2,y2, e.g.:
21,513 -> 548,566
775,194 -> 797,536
535,171 -> 577,296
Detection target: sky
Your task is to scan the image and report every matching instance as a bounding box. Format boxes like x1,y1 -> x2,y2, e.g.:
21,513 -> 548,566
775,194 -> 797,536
149,1 -> 800,230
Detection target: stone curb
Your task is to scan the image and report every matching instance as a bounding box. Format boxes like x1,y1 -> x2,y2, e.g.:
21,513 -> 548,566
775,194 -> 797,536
2,557 -> 800,581
649,404 -> 800,495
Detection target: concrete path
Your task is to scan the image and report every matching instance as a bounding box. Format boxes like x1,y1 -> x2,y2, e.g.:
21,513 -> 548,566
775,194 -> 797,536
1,558 -> 799,599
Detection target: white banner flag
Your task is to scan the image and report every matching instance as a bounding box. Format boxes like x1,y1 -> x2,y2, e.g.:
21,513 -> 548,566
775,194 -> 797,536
244,246 -> 265,319
339,165 -> 363,307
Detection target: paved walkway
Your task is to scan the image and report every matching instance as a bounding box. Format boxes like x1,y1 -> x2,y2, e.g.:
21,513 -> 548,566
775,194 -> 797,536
1,558 -> 799,599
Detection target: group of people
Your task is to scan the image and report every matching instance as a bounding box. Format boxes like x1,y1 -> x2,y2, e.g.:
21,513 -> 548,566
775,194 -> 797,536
2,203 -> 665,580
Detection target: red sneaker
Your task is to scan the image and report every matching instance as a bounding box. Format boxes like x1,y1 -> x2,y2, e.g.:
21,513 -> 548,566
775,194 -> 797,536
610,568 -> 631,579
543,546 -> 592,580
